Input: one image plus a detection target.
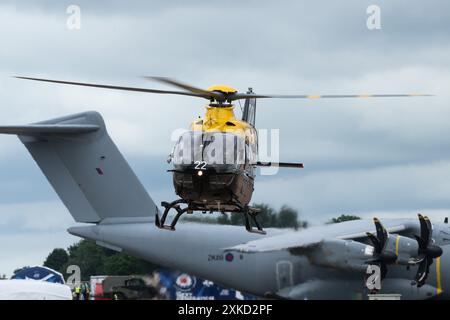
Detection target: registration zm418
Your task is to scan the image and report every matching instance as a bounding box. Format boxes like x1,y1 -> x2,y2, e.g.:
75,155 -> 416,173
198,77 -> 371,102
208,254 -> 223,262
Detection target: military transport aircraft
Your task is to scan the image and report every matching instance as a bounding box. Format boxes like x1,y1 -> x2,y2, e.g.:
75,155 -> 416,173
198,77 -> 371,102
0,111 -> 449,299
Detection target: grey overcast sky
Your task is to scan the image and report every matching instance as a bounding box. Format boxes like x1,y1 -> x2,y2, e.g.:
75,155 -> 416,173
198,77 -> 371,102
0,1 -> 449,277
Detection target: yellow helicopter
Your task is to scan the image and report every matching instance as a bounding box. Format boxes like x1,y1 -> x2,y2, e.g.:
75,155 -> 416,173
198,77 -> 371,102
15,76 -> 431,234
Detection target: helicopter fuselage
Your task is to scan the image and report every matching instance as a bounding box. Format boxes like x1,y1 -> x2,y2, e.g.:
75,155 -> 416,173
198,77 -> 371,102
170,105 -> 258,213
172,165 -> 254,212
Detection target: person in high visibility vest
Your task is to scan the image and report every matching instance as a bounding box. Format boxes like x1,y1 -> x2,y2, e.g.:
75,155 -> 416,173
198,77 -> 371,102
74,286 -> 81,300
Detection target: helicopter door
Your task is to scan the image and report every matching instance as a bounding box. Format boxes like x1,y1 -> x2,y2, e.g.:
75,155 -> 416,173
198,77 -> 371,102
276,260 -> 294,290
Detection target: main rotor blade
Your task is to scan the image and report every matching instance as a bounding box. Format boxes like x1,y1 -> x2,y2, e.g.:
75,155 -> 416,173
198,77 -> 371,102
143,78 -> 432,101
143,76 -> 224,100
14,76 -> 210,99
16,76 -> 433,103
231,93 -> 433,101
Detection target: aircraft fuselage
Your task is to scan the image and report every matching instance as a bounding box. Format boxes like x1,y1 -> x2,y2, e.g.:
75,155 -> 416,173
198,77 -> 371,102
69,218 -> 450,300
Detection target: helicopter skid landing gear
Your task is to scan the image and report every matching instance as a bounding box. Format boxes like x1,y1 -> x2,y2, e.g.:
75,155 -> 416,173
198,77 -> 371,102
155,200 -> 266,235
155,199 -> 189,231
243,206 -> 266,235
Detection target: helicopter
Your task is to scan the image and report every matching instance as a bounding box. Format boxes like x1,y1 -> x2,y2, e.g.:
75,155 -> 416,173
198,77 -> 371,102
14,76 -> 431,234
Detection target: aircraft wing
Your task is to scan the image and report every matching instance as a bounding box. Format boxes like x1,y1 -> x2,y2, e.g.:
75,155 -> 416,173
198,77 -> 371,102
223,219 -> 411,254
224,219 -> 422,285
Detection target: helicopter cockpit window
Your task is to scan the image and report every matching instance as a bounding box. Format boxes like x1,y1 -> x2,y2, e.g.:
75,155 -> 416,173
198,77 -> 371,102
172,131 -> 255,167
246,137 -> 258,164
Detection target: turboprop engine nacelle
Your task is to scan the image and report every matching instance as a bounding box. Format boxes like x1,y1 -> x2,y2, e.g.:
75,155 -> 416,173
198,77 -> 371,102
308,239 -> 375,272
382,234 -> 420,265
309,236 -> 422,274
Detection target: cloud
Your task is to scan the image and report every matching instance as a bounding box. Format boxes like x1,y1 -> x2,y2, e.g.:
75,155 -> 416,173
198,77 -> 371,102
0,231 -> 78,278
0,201 -> 80,277
0,201 -> 75,231
254,160 -> 450,222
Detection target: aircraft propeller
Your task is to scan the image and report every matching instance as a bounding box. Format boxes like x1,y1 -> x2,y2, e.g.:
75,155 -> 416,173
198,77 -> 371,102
413,214 -> 443,287
365,218 -> 398,280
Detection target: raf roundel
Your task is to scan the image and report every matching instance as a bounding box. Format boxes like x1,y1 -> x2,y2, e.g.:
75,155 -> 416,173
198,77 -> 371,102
225,253 -> 234,262
175,273 -> 196,291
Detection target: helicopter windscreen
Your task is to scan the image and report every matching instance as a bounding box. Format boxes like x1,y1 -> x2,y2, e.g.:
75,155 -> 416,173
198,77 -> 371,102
172,131 -> 256,170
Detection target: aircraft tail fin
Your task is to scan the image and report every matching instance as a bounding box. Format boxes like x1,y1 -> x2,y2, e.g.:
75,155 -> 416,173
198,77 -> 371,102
0,111 -> 158,223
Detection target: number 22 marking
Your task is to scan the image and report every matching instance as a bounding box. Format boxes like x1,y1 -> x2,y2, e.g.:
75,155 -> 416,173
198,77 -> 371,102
195,161 -> 207,170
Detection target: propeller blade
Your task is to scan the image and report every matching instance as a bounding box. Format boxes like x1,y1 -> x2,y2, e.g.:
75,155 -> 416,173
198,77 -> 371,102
231,93 -> 433,101
143,76 -> 225,101
366,218 -> 390,254
365,217 -> 397,282
380,263 -> 388,281
415,258 -> 429,287
14,76 -> 210,99
412,214 -> 443,287
414,235 -> 428,252
424,216 -> 433,243
373,218 -> 388,250
418,214 -> 430,245
366,232 -> 382,254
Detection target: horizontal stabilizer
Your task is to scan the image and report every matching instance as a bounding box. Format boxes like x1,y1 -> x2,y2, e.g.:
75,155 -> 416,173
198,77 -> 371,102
255,161 -> 304,169
0,124 -> 99,135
